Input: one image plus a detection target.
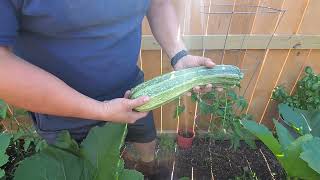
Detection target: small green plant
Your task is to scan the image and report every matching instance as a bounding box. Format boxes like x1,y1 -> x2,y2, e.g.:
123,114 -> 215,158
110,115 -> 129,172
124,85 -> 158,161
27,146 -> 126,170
242,119 -> 320,179
192,89 -> 255,149
158,134 -> 175,154
0,99 -> 45,179
272,66 -> 320,111
232,167 -> 258,180
179,177 -> 190,180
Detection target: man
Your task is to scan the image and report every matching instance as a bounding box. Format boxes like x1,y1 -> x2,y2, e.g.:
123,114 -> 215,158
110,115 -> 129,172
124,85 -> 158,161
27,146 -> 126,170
0,0 -> 215,178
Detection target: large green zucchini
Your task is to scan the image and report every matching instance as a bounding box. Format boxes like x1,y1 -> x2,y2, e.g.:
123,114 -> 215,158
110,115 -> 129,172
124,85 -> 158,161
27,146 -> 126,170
130,65 -> 244,112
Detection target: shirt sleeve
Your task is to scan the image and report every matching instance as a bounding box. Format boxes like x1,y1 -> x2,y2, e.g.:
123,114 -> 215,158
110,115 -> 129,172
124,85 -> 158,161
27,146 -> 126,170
0,0 -> 19,47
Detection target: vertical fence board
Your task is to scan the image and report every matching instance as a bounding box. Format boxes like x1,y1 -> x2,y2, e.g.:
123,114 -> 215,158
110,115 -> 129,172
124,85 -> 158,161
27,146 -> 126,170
247,50 -> 289,127
251,0 -> 284,34
306,50 -> 320,72
239,50 -> 265,100
230,0 -> 259,34
277,0 -> 309,34
299,0 -> 320,34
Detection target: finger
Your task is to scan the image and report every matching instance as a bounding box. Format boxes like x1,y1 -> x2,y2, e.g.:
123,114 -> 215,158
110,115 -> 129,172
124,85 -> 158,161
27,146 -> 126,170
216,87 -> 224,92
197,57 -> 215,68
201,84 -> 213,93
127,96 -> 150,109
205,84 -> 213,91
124,90 -> 131,99
193,86 -> 201,93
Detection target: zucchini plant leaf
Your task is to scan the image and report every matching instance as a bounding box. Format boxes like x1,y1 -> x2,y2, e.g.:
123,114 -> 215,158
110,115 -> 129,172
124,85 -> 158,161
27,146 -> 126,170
0,133 -> 11,178
14,146 -> 94,180
300,137 -> 320,174
119,169 -> 144,180
53,131 -> 81,156
273,120 -> 294,151
199,101 -> 211,115
241,120 -> 282,156
80,123 -> 132,180
14,123 -> 143,180
281,134 -> 320,180
278,103 -> 311,135
0,100 -> 7,120
307,110 -> 320,137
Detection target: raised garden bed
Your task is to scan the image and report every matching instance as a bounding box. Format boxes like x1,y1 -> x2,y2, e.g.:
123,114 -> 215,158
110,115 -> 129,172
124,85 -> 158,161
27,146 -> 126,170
154,136 -> 285,180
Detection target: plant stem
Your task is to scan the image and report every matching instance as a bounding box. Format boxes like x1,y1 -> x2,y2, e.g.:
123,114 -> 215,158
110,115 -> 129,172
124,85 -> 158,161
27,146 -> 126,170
116,124 -> 128,180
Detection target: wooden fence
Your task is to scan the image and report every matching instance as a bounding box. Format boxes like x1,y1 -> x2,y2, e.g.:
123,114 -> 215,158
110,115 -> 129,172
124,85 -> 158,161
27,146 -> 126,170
139,0 -> 320,132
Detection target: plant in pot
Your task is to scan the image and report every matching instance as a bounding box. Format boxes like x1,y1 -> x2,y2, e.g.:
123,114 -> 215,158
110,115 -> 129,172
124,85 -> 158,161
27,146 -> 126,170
174,103 -> 195,149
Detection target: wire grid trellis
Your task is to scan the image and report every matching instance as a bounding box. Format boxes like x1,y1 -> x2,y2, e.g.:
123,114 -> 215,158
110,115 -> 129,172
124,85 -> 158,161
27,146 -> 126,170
182,3 -> 286,130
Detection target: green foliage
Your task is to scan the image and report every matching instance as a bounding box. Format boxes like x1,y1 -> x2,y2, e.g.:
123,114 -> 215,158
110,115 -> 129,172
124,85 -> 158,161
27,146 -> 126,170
158,134 -> 175,158
0,100 -> 7,120
300,137 -> 320,174
193,89 -> 255,150
272,66 -> 320,111
0,133 -> 11,178
174,105 -> 185,119
242,120 -> 320,179
14,123 -> 143,180
179,177 -> 190,180
241,120 -> 281,156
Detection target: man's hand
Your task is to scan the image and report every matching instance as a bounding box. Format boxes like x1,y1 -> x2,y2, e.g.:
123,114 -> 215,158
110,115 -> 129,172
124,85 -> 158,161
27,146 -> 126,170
101,91 -> 150,124
174,55 -> 217,94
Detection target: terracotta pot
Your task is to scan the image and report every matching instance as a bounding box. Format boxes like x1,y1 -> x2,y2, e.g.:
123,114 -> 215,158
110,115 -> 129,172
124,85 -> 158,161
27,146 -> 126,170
177,129 -> 195,149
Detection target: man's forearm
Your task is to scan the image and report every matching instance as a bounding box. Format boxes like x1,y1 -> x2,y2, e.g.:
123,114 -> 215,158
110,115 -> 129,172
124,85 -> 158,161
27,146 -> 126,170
147,0 -> 186,59
0,47 -> 104,121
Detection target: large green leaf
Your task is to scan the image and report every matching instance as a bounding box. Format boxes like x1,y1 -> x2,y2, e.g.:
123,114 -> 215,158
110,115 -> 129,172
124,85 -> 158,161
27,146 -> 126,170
307,110 -> 320,137
0,133 -> 11,178
241,120 -> 282,156
279,104 -> 320,137
14,146 -> 94,180
273,120 -> 294,151
300,137 -> 320,174
281,135 -> 320,180
279,103 -> 311,135
80,123 -> 129,180
0,100 -> 7,119
14,123 -> 143,180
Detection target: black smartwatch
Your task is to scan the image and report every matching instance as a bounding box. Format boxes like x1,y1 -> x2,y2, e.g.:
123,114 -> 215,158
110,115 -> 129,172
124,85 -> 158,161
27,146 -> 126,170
170,50 -> 188,67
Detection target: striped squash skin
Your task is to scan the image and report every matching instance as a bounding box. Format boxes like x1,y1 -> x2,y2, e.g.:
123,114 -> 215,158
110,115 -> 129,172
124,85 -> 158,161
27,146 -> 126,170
130,65 -> 244,112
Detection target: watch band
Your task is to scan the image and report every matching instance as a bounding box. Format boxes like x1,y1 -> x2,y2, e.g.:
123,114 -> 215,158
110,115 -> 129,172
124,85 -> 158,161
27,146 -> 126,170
170,50 -> 188,67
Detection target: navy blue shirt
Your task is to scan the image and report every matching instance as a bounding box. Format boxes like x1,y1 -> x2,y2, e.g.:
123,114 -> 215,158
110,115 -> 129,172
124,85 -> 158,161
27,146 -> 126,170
0,0 -> 150,137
